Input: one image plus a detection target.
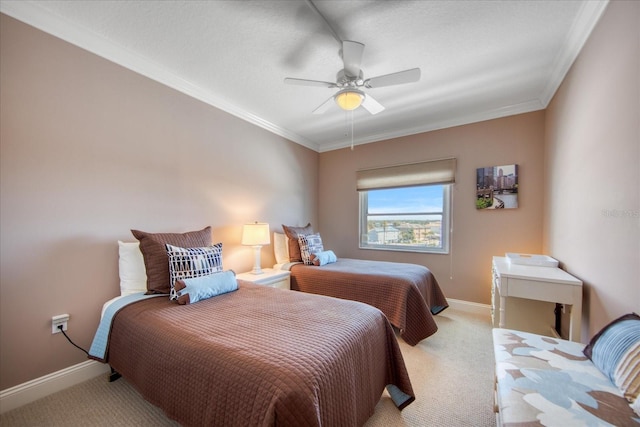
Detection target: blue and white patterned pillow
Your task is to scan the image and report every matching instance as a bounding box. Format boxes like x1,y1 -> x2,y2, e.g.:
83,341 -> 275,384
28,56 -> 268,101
584,312 -> 640,404
297,233 -> 324,265
165,243 -> 223,300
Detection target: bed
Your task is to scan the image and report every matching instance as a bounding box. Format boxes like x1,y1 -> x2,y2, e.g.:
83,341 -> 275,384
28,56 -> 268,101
276,226 -> 448,346
89,280 -> 415,427
285,258 -> 448,346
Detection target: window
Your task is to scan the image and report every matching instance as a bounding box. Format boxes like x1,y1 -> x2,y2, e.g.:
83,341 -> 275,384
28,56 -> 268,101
359,184 -> 451,253
356,158 -> 455,254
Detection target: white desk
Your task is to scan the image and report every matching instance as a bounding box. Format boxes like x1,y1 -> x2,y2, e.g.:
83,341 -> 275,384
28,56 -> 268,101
492,256 -> 583,342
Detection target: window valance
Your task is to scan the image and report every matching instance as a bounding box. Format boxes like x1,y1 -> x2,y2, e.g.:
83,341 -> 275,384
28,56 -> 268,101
356,158 -> 456,191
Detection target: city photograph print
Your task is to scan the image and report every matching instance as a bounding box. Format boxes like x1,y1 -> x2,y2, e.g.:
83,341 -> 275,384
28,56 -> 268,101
476,164 -> 518,209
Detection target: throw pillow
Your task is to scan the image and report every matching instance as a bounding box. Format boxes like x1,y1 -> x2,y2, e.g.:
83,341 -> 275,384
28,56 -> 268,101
273,232 -> 290,265
131,226 -> 212,294
166,243 -> 223,300
117,241 -> 148,296
583,312 -> 640,403
298,233 -> 324,265
173,270 -> 238,305
282,223 -> 313,262
311,250 -> 337,266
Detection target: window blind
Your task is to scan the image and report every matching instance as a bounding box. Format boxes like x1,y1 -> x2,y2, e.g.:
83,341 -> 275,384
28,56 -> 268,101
356,158 -> 456,191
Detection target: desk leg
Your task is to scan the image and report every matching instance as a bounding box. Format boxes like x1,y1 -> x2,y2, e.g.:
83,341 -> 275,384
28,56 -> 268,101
567,305 -> 573,341
569,289 -> 583,342
499,296 -> 506,328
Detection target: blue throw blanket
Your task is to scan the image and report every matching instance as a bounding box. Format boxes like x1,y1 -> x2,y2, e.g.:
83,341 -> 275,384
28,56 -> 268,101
89,293 -> 165,361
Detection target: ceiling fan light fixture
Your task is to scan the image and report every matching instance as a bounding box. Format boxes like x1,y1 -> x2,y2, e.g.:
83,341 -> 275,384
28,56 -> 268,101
335,90 -> 364,111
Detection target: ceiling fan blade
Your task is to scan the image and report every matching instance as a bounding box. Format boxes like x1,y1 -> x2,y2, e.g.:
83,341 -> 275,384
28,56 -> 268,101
364,68 -> 421,88
342,40 -> 365,78
304,0 -> 342,45
284,77 -> 337,88
361,94 -> 385,115
312,95 -> 335,114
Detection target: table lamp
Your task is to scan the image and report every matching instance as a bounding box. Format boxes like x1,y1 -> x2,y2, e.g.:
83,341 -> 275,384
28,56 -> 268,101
241,222 -> 270,274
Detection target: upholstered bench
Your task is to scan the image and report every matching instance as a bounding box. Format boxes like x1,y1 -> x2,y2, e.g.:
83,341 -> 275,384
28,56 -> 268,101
492,313 -> 640,426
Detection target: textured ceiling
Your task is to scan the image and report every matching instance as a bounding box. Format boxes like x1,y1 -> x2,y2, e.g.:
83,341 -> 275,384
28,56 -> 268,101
1,0 -> 608,152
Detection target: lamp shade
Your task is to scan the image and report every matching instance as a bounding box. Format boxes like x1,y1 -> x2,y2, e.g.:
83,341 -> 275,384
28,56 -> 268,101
335,90 -> 364,111
241,222 -> 270,246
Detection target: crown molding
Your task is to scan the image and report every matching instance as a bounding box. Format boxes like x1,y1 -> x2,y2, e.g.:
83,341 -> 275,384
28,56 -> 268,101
539,0 -> 609,107
320,0 -> 610,153
318,98 -> 545,152
0,1 -> 319,152
1,0 -> 608,154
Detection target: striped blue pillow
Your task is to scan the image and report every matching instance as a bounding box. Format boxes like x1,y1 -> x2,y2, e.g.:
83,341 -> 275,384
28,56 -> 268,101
584,313 -> 640,403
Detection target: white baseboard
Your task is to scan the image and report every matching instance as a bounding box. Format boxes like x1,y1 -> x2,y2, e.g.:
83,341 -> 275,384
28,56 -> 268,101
447,298 -> 492,317
0,360 -> 110,414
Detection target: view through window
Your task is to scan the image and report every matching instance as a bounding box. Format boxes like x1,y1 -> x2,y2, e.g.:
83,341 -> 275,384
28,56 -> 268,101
359,184 -> 450,253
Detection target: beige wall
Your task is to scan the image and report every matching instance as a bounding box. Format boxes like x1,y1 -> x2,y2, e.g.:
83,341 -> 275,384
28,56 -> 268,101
319,111 -> 546,304
0,15 -> 318,390
543,0 -> 640,339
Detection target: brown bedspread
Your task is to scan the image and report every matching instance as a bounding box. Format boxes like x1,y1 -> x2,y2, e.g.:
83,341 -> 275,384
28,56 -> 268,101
289,258 -> 448,346
98,281 -> 414,427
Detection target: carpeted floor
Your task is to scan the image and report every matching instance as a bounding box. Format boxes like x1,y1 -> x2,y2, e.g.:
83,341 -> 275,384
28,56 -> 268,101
1,309 -> 496,427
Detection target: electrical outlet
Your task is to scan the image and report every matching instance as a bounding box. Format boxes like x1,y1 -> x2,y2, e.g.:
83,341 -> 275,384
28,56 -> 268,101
52,314 -> 69,334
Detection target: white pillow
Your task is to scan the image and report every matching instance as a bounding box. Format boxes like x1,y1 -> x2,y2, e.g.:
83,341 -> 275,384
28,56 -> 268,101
273,232 -> 289,265
118,241 -> 148,296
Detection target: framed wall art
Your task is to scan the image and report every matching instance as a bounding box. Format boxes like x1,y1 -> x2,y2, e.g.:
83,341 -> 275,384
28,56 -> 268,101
476,164 -> 518,209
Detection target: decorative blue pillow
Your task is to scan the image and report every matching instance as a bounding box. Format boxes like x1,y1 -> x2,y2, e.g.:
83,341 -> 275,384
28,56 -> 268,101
311,250 -> 337,266
173,271 -> 238,305
584,313 -> 640,403
166,243 -> 223,300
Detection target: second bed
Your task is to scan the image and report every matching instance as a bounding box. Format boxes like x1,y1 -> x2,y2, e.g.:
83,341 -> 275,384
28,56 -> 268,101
283,258 -> 448,345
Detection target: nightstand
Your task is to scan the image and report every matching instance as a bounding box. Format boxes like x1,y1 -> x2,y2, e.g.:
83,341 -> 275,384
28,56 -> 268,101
236,268 -> 291,290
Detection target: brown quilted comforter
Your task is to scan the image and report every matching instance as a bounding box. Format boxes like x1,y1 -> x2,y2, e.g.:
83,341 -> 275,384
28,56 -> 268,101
289,258 -> 448,345
96,281 -> 414,427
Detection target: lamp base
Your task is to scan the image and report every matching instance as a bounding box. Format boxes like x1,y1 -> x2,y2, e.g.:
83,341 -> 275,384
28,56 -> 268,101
251,245 -> 264,275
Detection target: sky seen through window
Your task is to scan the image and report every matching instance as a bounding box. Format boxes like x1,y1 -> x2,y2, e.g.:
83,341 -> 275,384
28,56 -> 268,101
367,185 -> 443,220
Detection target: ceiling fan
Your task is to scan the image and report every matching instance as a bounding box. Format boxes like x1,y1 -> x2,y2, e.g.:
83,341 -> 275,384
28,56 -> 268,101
284,1 -> 421,115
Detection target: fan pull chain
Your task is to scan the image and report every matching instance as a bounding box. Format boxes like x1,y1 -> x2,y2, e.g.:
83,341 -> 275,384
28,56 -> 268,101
350,110 -> 354,151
